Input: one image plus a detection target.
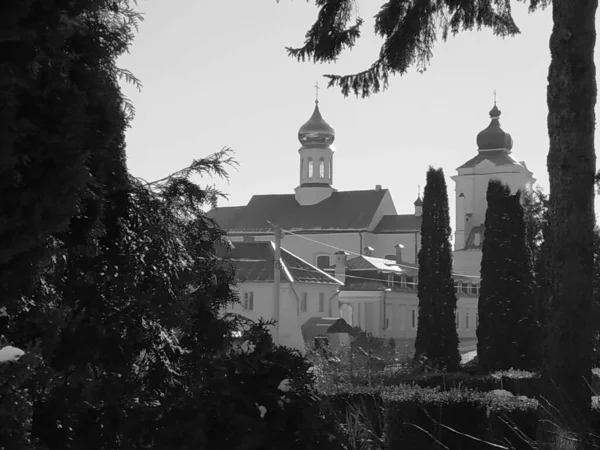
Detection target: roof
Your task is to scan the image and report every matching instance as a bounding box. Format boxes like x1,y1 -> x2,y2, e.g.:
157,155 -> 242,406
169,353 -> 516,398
373,214 -> 422,233
207,189 -> 388,232
345,255 -> 407,274
222,241 -> 343,285
457,150 -> 526,170
301,317 -> 355,343
206,206 -> 245,230
476,104 -> 513,151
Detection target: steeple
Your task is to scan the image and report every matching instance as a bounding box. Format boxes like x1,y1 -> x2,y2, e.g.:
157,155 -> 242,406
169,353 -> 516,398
295,85 -> 337,206
476,97 -> 513,152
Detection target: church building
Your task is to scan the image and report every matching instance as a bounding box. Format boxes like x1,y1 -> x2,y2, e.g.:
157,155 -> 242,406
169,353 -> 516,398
208,96 -> 534,349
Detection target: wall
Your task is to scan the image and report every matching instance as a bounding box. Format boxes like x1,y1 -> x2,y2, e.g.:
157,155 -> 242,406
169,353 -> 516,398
339,290 -> 479,345
227,281 -> 341,349
453,249 -> 483,277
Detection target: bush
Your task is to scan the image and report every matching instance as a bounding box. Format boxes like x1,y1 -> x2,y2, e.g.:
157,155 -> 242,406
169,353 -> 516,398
327,385 -> 539,450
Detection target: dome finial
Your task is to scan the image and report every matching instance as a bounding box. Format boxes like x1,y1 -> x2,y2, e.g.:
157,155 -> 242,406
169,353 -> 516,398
494,89 -> 497,106
314,81 -> 320,104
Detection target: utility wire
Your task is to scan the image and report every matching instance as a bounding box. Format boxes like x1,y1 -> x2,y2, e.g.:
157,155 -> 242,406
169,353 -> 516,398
267,221 -> 480,280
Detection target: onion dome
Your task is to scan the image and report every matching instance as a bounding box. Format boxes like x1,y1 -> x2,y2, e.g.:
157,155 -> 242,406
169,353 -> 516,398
298,101 -> 335,146
476,104 -> 513,151
414,195 -> 423,207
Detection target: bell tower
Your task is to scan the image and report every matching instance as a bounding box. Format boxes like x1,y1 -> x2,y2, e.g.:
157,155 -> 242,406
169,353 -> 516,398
294,83 -> 337,206
452,99 -> 535,275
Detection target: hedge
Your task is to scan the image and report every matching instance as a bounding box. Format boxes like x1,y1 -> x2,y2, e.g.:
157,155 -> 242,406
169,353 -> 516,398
323,384 -> 593,450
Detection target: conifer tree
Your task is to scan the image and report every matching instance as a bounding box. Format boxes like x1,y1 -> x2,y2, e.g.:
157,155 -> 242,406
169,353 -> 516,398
478,180 -> 536,371
414,167 -> 459,371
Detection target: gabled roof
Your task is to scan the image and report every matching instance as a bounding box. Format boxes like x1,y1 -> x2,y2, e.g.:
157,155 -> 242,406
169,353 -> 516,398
222,241 -> 342,285
206,189 -> 388,232
457,150 -> 527,170
373,214 -> 422,233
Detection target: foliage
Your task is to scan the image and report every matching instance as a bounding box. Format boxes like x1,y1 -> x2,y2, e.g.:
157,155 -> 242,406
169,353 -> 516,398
284,0 -> 549,98
414,166 -> 459,371
478,180 -> 537,371
153,321 -> 345,450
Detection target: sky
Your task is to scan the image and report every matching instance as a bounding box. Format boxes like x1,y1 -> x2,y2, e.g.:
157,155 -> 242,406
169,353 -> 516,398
118,0 -> 599,225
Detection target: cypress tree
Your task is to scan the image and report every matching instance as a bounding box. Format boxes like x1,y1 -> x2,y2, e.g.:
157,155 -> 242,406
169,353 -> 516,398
478,180 -> 536,371
414,166 -> 459,371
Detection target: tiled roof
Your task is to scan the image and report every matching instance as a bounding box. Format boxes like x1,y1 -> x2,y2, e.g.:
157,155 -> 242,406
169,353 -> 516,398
222,241 -> 342,285
206,189 -> 388,232
457,150 -> 526,170
373,214 -> 422,233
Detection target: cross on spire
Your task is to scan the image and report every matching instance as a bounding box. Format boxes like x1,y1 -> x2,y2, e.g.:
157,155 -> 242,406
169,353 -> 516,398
315,81 -> 320,103
494,90 -> 497,105
418,184 -> 421,198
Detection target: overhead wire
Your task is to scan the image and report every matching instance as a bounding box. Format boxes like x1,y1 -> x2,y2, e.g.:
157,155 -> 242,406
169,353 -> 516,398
266,221 -> 481,280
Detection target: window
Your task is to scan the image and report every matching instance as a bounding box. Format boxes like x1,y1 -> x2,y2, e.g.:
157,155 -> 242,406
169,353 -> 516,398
455,310 -> 460,329
243,292 -> 254,310
300,158 -> 304,178
456,281 -> 463,294
387,273 -> 394,288
316,254 -> 330,270
308,157 -> 314,178
329,158 -> 332,180
301,293 -> 307,312
318,293 -> 325,312
475,284 -> 480,296
466,311 -> 470,329
319,157 -> 325,178
385,318 -> 390,329
399,306 -> 405,330
400,275 -> 407,288
411,308 -> 417,329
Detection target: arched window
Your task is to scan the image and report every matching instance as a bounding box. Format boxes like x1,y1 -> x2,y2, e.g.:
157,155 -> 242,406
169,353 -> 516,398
319,157 -> 325,178
300,158 -> 304,178
329,158 -> 333,180
315,254 -> 330,269
308,157 -> 314,178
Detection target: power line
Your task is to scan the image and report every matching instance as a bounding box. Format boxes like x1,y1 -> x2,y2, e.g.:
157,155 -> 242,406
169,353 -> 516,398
272,224 -> 481,280
287,265 -> 479,292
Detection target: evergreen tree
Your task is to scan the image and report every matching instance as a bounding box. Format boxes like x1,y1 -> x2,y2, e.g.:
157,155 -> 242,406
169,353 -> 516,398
478,180 -> 536,371
414,167 -> 459,371
287,0 -> 597,436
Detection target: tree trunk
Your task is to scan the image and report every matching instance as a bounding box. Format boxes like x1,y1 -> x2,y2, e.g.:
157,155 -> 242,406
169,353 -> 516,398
538,0 -> 598,447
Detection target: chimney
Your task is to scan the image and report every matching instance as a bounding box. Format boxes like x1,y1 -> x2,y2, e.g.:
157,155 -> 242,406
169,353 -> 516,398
334,251 -> 348,284
363,246 -> 374,257
394,244 -> 404,264
375,185 -> 382,191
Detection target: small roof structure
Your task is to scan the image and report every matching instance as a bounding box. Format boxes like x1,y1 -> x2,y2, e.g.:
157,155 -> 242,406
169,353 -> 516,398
301,317 -> 355,343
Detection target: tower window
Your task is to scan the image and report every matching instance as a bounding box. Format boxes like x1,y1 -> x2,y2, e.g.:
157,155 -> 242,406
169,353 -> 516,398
300,158 -> 304,178
319,157 -> 325,178
308,157 -> 314,178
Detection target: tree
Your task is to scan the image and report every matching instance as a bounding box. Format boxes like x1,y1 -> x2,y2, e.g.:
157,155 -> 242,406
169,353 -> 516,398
478,180 -> 537,371
286,0 -> 597,442
414,167 -> 459,371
